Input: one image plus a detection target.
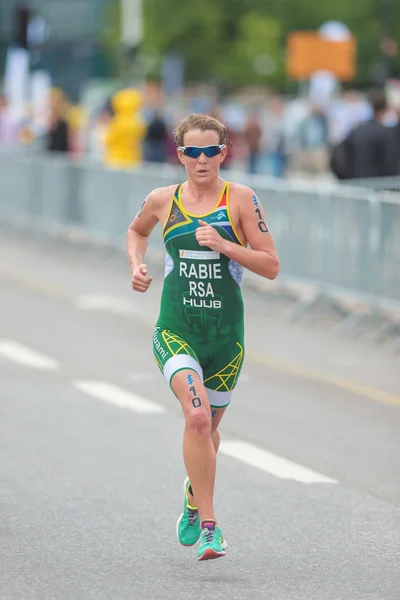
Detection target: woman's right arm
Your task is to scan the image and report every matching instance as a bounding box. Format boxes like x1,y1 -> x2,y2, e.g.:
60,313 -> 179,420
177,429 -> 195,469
127,191 -> 159,292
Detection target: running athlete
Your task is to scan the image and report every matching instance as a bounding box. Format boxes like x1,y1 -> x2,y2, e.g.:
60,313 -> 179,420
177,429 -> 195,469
127,114 -> 279,561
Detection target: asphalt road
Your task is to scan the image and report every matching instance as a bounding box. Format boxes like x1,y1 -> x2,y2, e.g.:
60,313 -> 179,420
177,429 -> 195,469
0,232 -> 399,600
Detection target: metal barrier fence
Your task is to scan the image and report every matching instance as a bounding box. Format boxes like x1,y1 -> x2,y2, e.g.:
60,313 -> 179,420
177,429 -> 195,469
1,152 -> 399,344
345,176 -> 400,191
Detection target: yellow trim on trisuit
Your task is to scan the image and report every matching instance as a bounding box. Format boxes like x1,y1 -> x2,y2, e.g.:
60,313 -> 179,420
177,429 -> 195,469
178,181 -> 228,218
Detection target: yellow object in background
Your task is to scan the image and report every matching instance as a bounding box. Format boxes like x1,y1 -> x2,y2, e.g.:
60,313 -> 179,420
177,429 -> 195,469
104,88 -> 146,168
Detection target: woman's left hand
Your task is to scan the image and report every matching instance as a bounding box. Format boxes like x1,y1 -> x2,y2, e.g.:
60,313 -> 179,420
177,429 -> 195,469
195,220 -> 227,253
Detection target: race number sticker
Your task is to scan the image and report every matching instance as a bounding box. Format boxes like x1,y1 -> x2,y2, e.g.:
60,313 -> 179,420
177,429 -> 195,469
252,195 -> 269,233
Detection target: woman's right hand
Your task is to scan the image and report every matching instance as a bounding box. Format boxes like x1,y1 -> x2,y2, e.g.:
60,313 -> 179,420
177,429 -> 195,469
131,264 -> 153,293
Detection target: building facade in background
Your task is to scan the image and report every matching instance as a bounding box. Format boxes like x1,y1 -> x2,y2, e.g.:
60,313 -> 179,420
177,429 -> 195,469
0,0 -> 114,101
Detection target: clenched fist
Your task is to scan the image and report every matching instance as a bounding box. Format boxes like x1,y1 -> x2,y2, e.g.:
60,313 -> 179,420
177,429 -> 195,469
131,264 -> 153,293
195,220 -> 227,253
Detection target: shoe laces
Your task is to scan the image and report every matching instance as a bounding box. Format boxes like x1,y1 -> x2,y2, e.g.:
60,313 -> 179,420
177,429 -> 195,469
202,527 -> 215,544
187,509 -> 199,526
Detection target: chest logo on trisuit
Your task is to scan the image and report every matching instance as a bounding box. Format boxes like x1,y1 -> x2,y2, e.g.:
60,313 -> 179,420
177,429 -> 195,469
179,249 -> 220,260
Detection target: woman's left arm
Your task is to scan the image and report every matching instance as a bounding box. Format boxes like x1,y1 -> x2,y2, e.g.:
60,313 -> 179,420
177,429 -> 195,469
196,187 -> 279,280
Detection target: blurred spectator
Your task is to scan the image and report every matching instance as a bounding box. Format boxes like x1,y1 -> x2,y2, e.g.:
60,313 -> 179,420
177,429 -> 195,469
264,97 -> 288,178
209,107 -> 235,170
104,88 -> 146,168
328,90 -> 371,146
87,109 -> 112,162
395,107 -> 400,151
67,104 -> 88,157
46,88 -> 69,153
0,95 -> 19,148
243,111 -> 262,174
297,104 -> 329,174
144,111 -> 168,163
8,78 -> 400,182
330,89 -> 400,179
165,131 -> 182,165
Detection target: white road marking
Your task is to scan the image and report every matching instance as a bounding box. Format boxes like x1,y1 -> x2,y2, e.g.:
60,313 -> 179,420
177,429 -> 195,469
220,440 -> 337,484
72,378 -> 335,483
73,381 -> 167,415
0,339 -> 59,370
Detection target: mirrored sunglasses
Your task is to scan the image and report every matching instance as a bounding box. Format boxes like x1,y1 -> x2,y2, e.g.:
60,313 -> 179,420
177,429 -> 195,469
177,144 -> 225,158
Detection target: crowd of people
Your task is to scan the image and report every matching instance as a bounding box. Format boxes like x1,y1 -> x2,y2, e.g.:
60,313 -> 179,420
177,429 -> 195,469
1,83 -> 400,181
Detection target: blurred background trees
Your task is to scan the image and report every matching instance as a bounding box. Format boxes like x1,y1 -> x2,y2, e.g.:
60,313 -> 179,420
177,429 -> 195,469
142,0 -> 399,88
1,0 -> 398,96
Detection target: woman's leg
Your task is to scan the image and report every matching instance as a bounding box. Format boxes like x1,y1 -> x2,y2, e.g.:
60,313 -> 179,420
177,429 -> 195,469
171,369 -> 217,523
187,405 -> 228,507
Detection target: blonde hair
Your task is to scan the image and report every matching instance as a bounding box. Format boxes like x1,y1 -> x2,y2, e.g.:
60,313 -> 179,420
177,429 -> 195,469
174,114 -> 231,147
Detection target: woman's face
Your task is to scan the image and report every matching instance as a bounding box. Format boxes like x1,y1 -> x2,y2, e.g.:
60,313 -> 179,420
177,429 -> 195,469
177,128 -> 227,185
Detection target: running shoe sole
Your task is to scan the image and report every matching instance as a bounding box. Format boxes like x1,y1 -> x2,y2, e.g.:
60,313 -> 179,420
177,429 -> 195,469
197,548 -> 227,561
197,537 -> 227,560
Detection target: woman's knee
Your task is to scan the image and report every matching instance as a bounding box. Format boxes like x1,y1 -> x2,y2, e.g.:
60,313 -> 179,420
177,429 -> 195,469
185,406 -> 211,436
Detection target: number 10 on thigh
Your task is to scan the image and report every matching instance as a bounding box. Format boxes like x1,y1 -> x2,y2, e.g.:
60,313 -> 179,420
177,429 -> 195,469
189,384 -> 202,408
170,370 -> 209,417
